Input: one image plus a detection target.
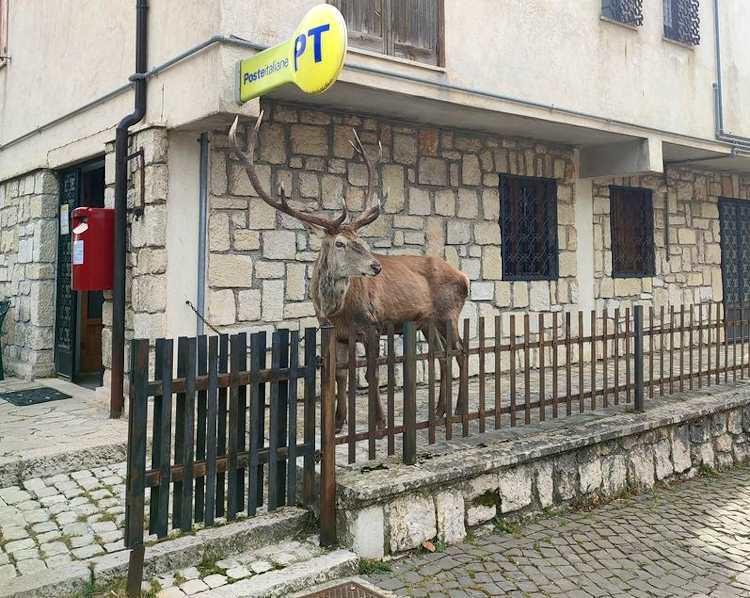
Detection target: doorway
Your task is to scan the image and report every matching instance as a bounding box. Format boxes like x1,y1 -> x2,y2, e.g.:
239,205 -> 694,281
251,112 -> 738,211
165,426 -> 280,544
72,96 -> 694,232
54,159 -> 105,386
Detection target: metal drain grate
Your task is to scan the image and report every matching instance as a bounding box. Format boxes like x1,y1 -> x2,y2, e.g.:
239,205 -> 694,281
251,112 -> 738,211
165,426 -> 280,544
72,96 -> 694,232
0,387 -> 72,407
299,581 -> 389,598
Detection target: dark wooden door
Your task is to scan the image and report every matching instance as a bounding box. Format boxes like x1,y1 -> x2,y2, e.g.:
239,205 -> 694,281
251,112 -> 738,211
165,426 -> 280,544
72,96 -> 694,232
54,170 -> 78,378
719,197 -> 750,336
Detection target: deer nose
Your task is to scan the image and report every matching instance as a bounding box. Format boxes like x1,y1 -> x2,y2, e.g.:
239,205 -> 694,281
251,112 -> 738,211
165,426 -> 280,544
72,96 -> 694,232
371,262 -> 382,275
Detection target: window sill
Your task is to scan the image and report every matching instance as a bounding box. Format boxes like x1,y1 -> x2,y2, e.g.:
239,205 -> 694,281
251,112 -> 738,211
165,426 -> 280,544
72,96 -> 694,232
347,46 -> 446,74
599,15 -> 641,32
662,36 -> 697,50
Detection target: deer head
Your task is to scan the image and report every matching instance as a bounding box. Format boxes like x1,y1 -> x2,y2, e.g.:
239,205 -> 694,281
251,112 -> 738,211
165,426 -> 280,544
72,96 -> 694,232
228,112 -> 385,279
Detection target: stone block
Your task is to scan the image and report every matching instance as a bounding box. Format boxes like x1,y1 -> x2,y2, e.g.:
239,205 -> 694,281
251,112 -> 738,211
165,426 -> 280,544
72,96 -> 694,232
208,254 -> 253,288
727,410 -> 743,435
435,189 -> 456,216
671,426 -> 692,473
262,230 -> 297,260
382,165 -> 405,213
290,125 -> 328,156
388,493 -> 436,553
259,123 -> 287,164
628,447 -> 655,488
474,222 -> 501,245
418,158 -> 448,186
499,466 -> 532,513
536,461 -> 554,508
578,459 -> 602,494
349,505 -> 385,559
462,155 -> 481,186
234,230 -> 261,251
446,221 -> 471,245
513,282 -> 529,308
601,454 -> 627,496
408,187 -> 431,215
654,439 -> 674,480
237,290 -> 261,322
457,189 -> 479,219
435,492 -> 466,544
482,246 -> 502,280
471,282 -> 494,301
394,133 -> 418,164
262,280 -> 284,321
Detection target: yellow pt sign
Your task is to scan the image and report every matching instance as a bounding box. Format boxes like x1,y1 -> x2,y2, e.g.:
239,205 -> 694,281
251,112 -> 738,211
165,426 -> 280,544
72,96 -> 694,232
238,4 -> 347,103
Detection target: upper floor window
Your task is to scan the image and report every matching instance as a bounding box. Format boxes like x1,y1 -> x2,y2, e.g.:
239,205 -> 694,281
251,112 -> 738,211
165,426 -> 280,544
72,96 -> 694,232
610,186 -> 655,278
601,0 -> 644,27
500,175 -> 559,281
329,0 -> 445,66
663,0 -> 700,45
0,0 -> 8,67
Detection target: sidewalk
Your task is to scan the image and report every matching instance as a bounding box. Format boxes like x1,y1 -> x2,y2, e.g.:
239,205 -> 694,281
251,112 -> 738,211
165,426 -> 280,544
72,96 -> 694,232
0,378 -> 128,486
363,465 -> 750,597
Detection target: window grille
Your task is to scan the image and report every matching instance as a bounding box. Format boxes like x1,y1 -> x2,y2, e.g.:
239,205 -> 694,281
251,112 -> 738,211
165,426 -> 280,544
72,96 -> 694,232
663,0 -> 700,45
602,0 -> 644,27
610,186 -> 656,278
499,176 -> 559,281
329,0 -> 444,66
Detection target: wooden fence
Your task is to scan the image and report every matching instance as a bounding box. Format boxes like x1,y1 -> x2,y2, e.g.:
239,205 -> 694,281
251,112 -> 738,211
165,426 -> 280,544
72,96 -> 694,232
124,327 -> 323,555
124,301 -> 748,590
334,303 -> 750,465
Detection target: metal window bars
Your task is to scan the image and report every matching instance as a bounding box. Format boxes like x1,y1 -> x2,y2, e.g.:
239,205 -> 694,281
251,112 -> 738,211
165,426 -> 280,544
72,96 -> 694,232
663,0 -> 701,45
602,0 -> 644,27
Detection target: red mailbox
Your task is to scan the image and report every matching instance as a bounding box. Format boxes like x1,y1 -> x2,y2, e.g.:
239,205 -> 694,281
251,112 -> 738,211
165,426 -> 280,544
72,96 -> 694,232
71,207 -> 114,291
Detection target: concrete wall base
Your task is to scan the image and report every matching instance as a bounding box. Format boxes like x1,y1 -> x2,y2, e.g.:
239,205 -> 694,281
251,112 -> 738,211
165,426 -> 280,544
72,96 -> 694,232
336,385 -> 750,559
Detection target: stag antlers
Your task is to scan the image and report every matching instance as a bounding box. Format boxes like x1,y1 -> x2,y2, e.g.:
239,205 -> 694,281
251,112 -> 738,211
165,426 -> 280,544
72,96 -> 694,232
228,112 -> 385,233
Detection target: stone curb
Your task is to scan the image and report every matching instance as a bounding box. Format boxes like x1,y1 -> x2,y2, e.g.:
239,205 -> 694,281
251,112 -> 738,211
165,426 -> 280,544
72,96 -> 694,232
336,384 -> 750,505
290,576 -> 397,597
209,549 -> 358,597
1,507 -> 310,598
0,442 -> 128,487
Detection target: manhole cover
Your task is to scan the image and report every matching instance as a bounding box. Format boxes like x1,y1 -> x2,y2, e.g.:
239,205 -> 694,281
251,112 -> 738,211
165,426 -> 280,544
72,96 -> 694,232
0,387 -> 72,407
299,581 -> 389,598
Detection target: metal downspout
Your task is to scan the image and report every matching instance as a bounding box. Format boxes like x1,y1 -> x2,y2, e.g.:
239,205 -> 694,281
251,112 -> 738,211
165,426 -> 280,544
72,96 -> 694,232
111,0 -> 148,418
196,133 -> 209,336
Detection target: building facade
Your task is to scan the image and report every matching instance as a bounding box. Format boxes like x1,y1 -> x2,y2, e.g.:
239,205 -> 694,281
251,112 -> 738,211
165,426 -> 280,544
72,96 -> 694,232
1,0 -> 749,396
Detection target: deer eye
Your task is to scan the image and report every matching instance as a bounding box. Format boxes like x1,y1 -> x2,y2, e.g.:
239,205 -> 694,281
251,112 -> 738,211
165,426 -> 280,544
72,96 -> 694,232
335,240 -> 345,248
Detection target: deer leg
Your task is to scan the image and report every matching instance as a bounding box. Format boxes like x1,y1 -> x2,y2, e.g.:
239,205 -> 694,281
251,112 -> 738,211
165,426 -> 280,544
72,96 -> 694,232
450,318 -> 469,415
334,340 -> 349,433
428,328 -> 448,417
363,337 -> 385,432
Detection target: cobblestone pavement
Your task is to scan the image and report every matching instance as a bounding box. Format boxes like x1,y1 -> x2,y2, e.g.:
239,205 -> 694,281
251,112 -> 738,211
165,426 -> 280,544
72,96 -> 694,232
0,462 -> 128,581
0,377 -> 127,475
365,465 -> 750,597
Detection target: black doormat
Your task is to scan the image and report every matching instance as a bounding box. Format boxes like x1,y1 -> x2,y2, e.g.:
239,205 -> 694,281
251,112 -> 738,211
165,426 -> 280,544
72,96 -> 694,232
299,582 -> 388,598
0,387 -> 72,407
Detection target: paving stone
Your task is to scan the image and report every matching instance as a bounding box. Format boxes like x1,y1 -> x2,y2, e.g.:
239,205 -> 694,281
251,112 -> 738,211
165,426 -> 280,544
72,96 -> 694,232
104,541 -> 125,553
226,565 -> 251,580
249,559 -> 273,574
179,566 -> 201,580
91,520 -> 117,533
16,558 -> 47,574
23,509 -> 50,524
5,538 -> 35,553
157,588 -> 186,598
72,544 -> 104,559
0,563 -> 17,580
70,534 -> 95,548
2,526 -> 28,540
364,465 -> 750,597
41,542 -> 68,557
179,579 -> 209,594
31,521 -> 57,534
37,530 -> 62,543
204,573 -> 228,588
13,547 -> 40,561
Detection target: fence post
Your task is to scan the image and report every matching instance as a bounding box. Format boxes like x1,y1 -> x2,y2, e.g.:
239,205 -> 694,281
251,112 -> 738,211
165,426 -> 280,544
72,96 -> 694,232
403,321 -> 417,466
634,305 -> 645,413
319,324 -> 337,547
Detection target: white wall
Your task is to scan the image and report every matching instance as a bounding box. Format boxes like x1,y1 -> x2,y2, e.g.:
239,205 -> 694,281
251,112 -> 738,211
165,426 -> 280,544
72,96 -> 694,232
2,0 -> 749,181
165,131 -> 200,338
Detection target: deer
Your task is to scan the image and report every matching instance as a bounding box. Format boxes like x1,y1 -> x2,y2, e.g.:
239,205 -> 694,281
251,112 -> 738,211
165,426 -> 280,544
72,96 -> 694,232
229,112 -> 469,432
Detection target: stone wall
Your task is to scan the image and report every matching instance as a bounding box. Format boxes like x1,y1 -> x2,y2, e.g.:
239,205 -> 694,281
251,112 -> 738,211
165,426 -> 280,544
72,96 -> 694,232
101,128 -> 169,390
206,101 -> 578,338
593,170 -> 750,311
337,388 -> 750,559
0,170 -> 58,378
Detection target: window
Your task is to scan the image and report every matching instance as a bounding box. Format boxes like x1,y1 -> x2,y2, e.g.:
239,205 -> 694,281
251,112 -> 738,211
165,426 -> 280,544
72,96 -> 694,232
663,0 -> 700,45
602,0 -> 644,27
329,0 -> 444,66
0,0 -> 7,66
499,176 -> 559,281
610,186 -> 655,278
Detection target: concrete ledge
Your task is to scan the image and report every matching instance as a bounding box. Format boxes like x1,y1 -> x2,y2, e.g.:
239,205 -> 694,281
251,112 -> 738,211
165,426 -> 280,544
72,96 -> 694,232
1,507 -> 310,598
336,385 -> 750,557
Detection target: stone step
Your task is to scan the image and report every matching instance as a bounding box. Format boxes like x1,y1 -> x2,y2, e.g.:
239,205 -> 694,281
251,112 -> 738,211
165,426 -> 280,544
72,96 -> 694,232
0,503 -> 312,598
143,538 -> 357,597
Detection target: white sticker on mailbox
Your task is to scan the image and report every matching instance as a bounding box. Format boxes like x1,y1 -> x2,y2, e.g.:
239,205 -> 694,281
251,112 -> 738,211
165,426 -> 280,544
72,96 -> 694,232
73,240 -> 84,265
